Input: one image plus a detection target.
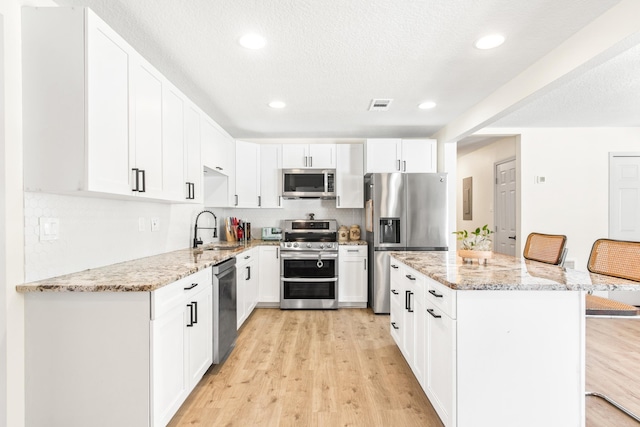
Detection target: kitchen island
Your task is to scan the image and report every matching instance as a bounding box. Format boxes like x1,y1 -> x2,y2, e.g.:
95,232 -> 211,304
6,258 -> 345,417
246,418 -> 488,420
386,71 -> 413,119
388,251 -> 640,427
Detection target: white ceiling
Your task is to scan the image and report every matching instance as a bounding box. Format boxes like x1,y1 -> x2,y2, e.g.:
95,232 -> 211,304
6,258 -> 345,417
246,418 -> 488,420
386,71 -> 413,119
53,0 -> 624,138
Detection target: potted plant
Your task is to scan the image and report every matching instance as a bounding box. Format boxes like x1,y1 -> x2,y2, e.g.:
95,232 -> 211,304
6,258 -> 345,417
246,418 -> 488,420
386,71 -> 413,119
453,224 -> 494,264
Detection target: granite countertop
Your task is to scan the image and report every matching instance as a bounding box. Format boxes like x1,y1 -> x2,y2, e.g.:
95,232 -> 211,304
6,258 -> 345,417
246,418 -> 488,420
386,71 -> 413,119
390,251 -> 640,292
339,240 -> 367,245
17,239 -> 278,293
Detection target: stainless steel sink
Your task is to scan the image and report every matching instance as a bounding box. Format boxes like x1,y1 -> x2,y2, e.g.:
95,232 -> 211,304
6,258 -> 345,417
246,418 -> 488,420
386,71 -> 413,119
203,244 -> 242,251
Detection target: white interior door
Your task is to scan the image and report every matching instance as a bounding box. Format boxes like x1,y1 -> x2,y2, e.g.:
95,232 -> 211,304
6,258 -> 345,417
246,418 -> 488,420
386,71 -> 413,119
608,153 -> 640,305
494,159 -> 517,256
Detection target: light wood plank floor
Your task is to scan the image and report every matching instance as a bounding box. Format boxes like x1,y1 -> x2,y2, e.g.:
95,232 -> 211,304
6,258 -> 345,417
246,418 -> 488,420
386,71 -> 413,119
169,308 -> 443,426
169,309 -> 640,426
586,316 -> 640,427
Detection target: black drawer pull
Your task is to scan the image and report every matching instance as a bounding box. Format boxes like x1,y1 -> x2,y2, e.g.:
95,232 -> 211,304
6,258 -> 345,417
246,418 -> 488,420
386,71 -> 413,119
428,289 -> 443,298
183,283 -> 198,291
391,322 -> 399,330
391,289 -> 399,295
427,308 -> 442,319
405,274 -> 416,281
391,264 -> 399,269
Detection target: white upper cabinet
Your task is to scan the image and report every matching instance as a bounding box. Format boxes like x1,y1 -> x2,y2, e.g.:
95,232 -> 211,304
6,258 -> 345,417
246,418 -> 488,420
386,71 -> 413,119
234,141 -> 260,208
259,144 -> 283,208
365,139 -> 436,173
336,144 -> 364,208
201,118 -> 233,177
23,7 -> 209,203
23,8 -> 134,196
282,144 -> 336,169
132,57 -> 164,199
162,84 -> 187,202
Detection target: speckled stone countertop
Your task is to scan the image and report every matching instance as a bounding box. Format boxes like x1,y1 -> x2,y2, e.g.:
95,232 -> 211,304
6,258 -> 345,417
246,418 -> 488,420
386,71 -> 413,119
339,240 -> 367,245
390,251 -> 640,292
17,240 -> 279,293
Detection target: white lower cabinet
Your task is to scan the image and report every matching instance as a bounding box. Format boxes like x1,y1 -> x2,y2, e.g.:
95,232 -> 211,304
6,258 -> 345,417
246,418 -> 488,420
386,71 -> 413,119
236,248 -> 259,329
338,245 -> 368,307
151,267 -> 213,427
259,246 -> 281,305
24,268 -> 213,427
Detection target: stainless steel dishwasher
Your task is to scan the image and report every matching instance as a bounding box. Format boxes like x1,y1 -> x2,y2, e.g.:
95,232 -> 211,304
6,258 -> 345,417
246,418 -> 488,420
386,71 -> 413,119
212,257 -> 237,364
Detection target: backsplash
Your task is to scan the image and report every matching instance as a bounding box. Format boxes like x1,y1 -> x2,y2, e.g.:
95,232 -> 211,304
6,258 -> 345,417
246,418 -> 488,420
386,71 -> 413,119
24,194 -> 364,282
215,199 -> 364,239
24,192 -> 202,282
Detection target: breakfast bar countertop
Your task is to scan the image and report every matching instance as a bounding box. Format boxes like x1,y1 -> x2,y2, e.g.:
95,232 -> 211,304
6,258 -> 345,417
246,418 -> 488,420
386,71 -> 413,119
389,250 -> 640,292
16,240 -> 279,293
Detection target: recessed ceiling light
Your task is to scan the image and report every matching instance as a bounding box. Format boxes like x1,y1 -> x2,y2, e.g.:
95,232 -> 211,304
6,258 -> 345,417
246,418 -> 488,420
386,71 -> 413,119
418,101 -> 437,110
269,100 -> 286,109
239,33 -> 266,49
474,34 -> 505,50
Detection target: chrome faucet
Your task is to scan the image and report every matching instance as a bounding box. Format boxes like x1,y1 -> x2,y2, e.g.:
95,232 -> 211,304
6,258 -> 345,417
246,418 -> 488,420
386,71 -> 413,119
193,210 -> 218,248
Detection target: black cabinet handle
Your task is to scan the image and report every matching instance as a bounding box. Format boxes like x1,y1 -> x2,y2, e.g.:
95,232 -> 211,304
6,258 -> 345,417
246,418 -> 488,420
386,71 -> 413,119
186,303 -> 194,327
183,283 -> 198,291
391,264 -> 399,269
391,289 -> 399,295
132,168 -> 139,191
508,236 -> 517,240
246,266 -> 251,280
235,195 -> 239,206
427,308 -> 442,319
139,169 -> 146,193
405,274 -> 416,281
391,322 -> 399,330
405,290 -> 410,310
192,301 -> 198,324
276,248 -> 279,259
258,195 -> 261,206
428,289 -> 443,298
408,291 -> 414,312
185,182 -> 191,199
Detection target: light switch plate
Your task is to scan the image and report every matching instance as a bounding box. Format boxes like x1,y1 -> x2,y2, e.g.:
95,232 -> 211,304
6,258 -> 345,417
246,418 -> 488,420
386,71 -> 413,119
151,217 -> 160,232
39,217 -> 59,241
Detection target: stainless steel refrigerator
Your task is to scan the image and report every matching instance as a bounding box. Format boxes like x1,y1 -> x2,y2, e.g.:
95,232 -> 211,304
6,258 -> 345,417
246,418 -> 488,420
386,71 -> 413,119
364,173 -> 448,314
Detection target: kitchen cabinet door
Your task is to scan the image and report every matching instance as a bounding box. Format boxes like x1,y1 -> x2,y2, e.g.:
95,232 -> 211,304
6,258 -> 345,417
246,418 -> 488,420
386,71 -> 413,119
186,283 -> 213,390
259,246 -> 281,304
23,8 -> 134,196
389,259 -> 403,346
401,139 -> 436,173
184,104 -> 202,202
308,144 -> 336,168
425,305 -> 456,427
235,140 -> 260,208
201,117 -> 233,177
259,144 -> 283,208
132,57 -> 164,199
338,246 -> 367,306
365,139 -> 402,173
151,302 -> 187,427
336,144 -> 364,208
162,84 -> 187,201
236,249 -> 258,329
281,144 -> 308,168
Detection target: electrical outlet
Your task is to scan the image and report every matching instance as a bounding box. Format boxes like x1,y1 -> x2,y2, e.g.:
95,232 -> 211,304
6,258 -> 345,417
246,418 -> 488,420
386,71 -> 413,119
39,217 -> 60,241
151,217 -> 160,232
138,217 -> 146,232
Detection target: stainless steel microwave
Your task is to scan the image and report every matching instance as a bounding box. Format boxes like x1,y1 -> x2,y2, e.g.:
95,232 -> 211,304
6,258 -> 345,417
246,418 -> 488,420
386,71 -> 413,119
282,169 -> 336,199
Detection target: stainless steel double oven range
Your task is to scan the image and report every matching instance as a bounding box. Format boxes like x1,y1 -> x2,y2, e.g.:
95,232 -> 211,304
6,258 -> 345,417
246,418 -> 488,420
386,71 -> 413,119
280,219 -> 338,309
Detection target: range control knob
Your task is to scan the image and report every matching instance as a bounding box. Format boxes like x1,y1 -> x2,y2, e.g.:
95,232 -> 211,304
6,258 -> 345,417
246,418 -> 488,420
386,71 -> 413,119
293,242 -> 299,248
326,243 -> 333,248
306,243 -> 312,248
320,244 -> 325,249
286,242 -> 292,248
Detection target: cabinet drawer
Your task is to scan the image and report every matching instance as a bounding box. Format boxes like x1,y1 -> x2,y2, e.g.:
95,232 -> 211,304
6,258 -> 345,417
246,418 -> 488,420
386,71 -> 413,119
339,246 -> 367,257
390,257 -> 403,284
426,276 -> 456,319
152,268 -> 212,319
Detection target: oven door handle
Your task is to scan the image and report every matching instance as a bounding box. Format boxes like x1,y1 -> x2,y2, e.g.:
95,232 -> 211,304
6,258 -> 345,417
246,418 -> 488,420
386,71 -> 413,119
280,252 -> 338,259
280,277 -> 338,283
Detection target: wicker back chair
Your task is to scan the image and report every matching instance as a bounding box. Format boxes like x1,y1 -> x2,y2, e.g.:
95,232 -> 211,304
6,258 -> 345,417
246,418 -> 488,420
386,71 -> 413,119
523,233 -> 567,266
587,239 -> 640,282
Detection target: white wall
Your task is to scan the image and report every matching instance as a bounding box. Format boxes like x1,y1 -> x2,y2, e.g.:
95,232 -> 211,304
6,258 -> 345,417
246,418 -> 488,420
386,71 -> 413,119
482,127 -> 640,270
456,137 -> 517,238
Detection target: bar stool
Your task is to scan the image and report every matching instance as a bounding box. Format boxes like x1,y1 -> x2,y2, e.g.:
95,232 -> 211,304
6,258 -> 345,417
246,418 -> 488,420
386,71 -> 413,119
522,232 -> 568,266
585,238 -> 640,423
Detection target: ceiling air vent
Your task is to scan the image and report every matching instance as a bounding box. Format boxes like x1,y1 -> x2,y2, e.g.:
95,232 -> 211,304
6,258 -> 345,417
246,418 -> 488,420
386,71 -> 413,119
368,98 -> 393,111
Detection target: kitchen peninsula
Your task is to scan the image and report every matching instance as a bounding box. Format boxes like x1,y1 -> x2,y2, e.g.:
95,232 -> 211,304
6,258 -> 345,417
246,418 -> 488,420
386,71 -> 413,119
389,251 -> 640,427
